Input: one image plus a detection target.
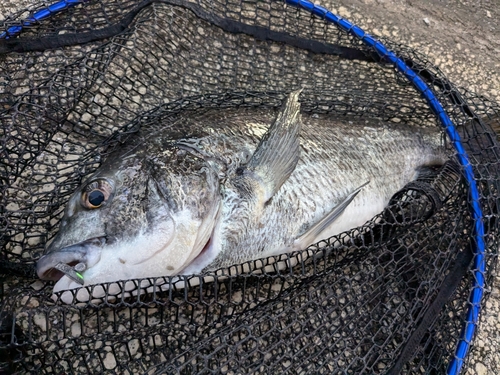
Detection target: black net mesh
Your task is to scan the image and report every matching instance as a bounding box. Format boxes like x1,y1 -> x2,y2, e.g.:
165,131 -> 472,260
1,0 -> 499,374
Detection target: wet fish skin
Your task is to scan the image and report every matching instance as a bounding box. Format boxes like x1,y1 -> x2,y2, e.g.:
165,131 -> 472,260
36,91 -> 447,293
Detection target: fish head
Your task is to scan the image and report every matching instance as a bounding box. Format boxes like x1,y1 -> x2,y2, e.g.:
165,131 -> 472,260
37,145 -> 221,290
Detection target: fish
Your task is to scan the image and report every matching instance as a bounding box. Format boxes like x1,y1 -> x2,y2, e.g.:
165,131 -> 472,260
36,90 -> 448,298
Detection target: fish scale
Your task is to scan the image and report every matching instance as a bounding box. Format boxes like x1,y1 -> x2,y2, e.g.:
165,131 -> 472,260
192,113 -> 446,269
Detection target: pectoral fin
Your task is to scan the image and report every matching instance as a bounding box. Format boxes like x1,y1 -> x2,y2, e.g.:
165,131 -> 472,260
233,89 -> 302,204
292,181 -> 369,251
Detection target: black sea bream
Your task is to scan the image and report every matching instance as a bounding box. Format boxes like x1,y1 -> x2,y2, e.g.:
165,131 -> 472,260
37,91 -> 448,296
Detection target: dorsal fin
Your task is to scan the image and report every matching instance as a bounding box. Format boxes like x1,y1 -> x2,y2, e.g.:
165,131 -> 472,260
233,89 -> 302,204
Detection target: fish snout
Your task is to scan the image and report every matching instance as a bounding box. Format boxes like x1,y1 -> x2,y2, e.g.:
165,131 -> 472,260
37,237 -> 105,281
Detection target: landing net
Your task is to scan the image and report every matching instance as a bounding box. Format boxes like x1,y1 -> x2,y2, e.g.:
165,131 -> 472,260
1,1 -> 499,374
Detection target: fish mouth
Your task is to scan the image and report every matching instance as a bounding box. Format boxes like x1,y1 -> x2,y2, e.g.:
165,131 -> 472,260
37,237 -> 105,282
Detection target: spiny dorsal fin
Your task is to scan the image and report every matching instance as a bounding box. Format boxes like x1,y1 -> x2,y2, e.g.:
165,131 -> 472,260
233,89 -> 302,204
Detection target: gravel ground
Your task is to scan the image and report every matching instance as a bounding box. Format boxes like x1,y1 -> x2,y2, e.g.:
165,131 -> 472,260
1,0 -> 499,373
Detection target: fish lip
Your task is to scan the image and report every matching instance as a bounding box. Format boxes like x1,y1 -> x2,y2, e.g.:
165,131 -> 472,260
37,237 -> 105,281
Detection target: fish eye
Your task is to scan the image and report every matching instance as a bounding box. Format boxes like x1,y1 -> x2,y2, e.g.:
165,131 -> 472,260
81,179 -> 113,209
88,190 -> 105,207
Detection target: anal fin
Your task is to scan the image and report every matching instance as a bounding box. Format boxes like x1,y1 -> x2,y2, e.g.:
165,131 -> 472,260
292,181 -> 369,251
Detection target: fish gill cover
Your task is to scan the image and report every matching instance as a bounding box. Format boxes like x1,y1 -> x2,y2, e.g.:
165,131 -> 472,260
0,0 -> 499,374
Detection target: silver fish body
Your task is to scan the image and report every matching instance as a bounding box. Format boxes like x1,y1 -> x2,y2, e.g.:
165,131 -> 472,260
37,91 -> 448,294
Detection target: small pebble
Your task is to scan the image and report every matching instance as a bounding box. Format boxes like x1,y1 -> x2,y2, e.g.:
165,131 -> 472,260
476,362 -> 488,375
103,352 -> 117,370
71,322 -> 82,337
